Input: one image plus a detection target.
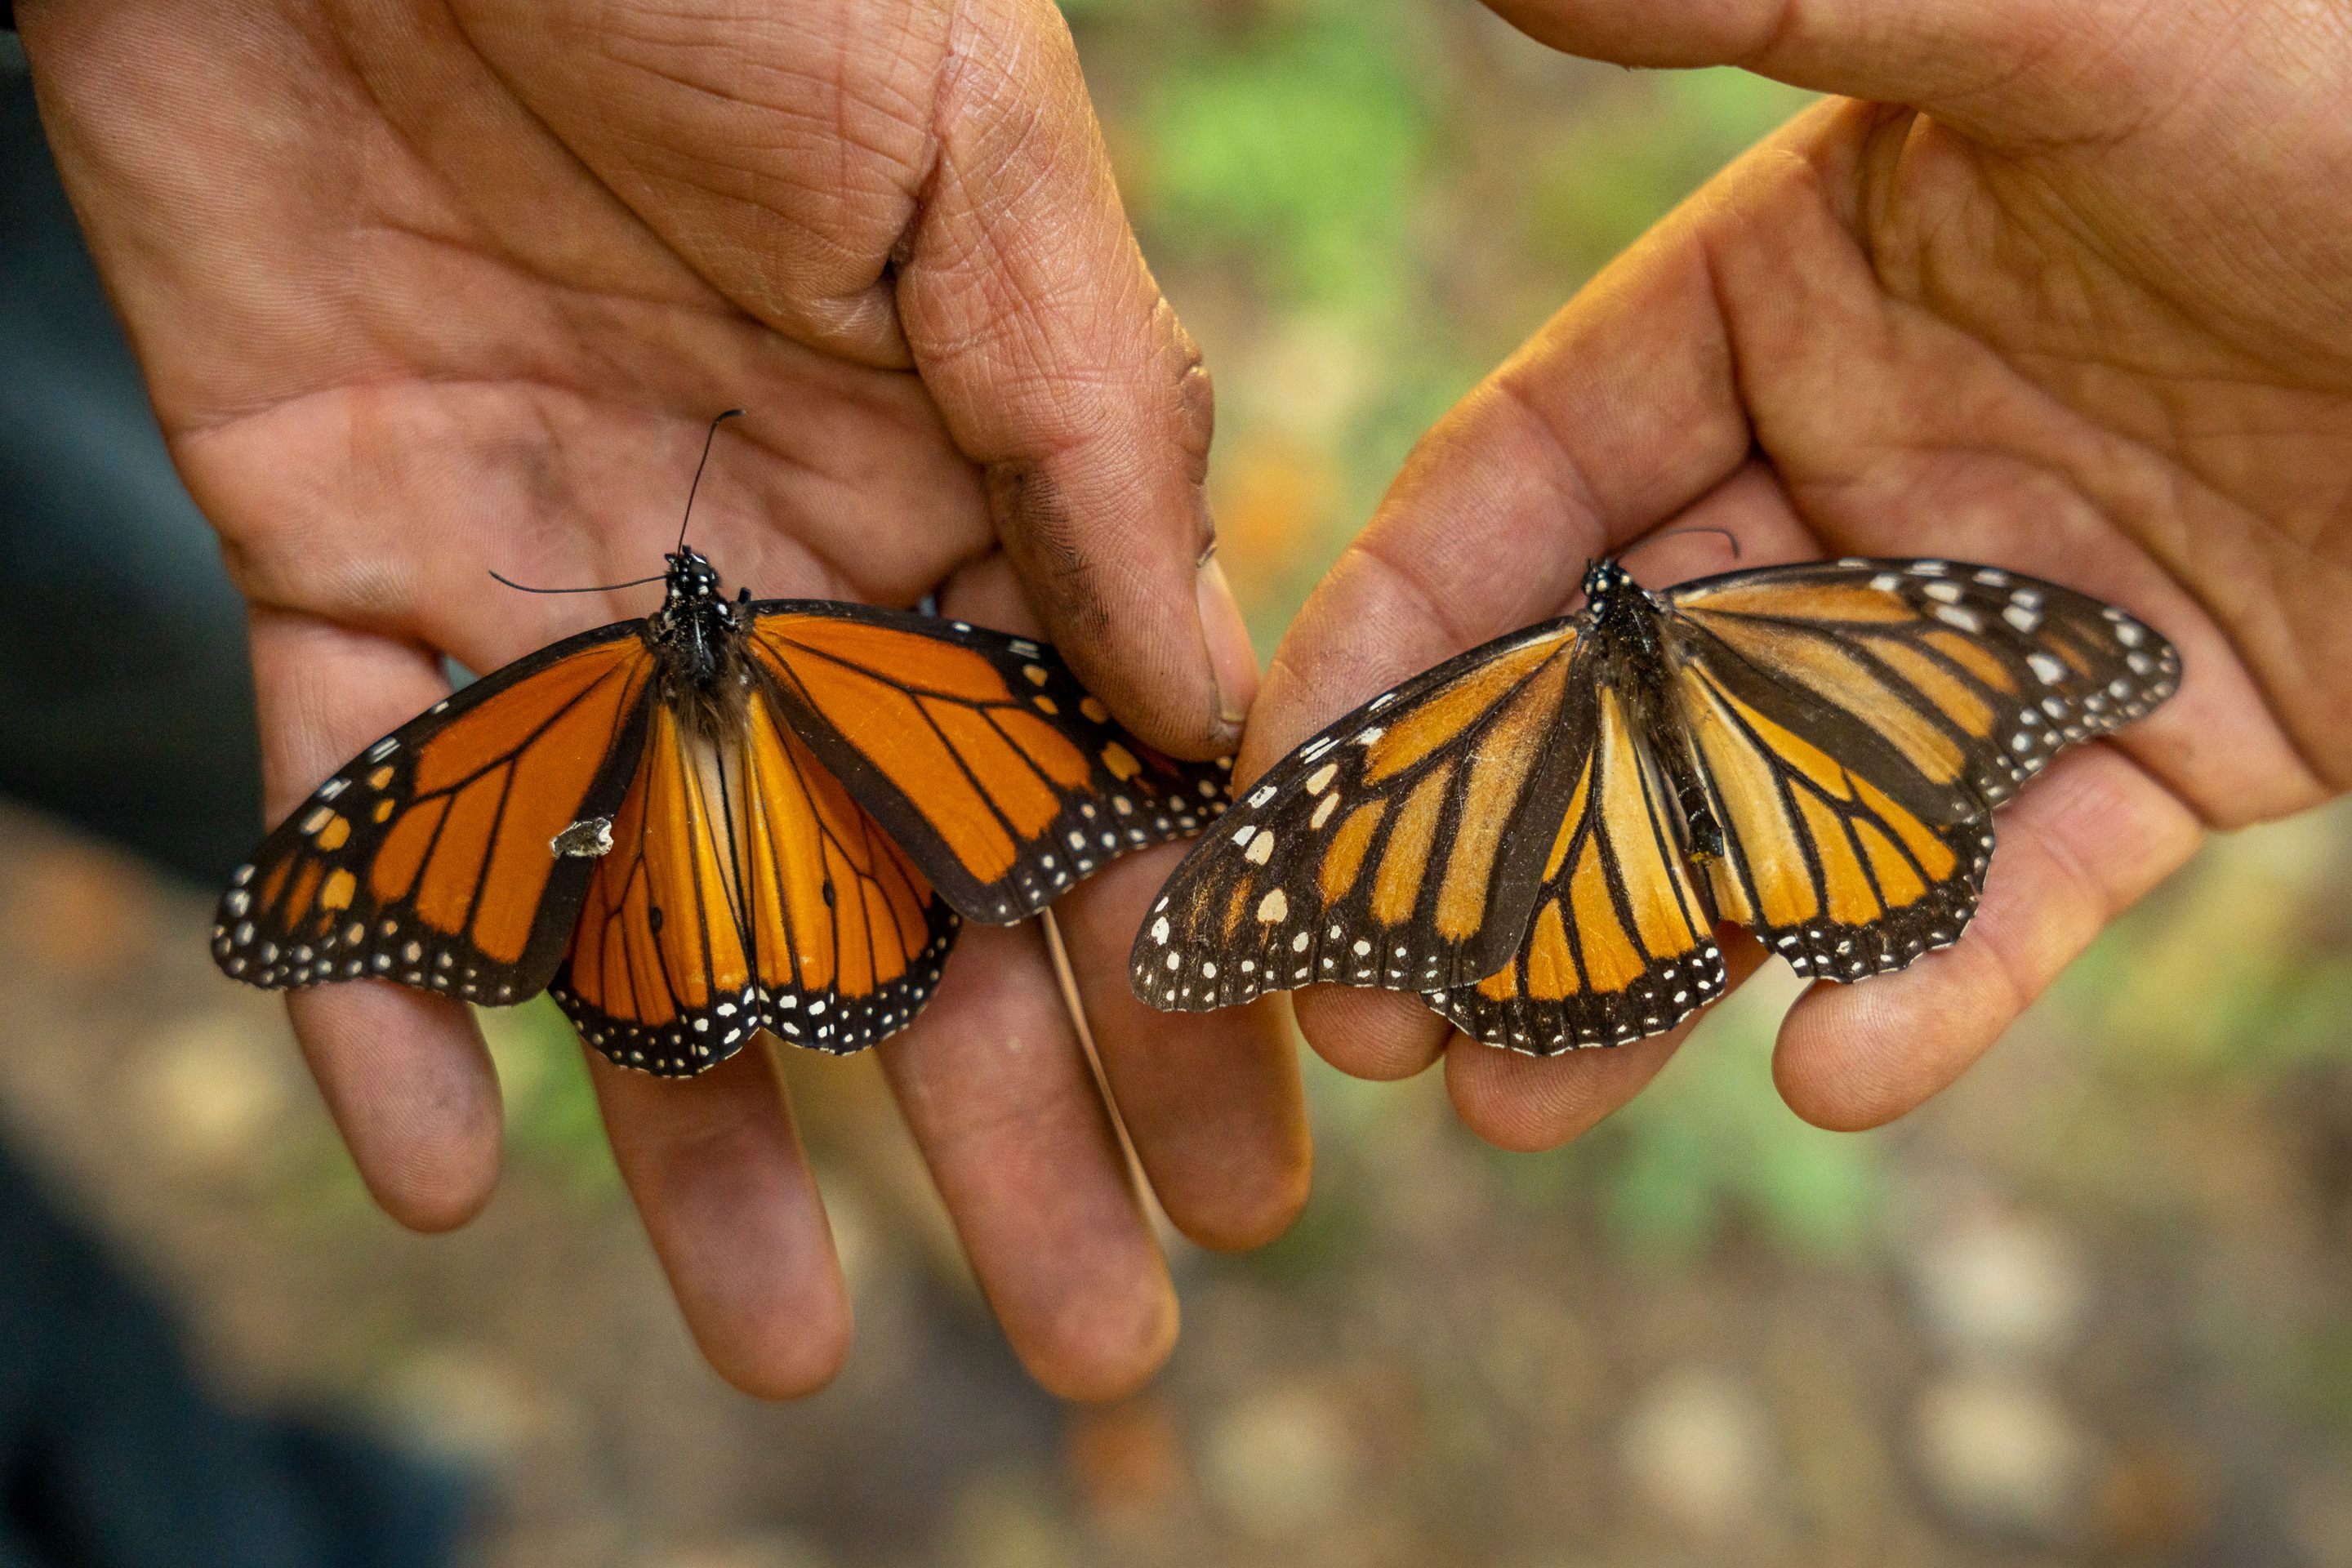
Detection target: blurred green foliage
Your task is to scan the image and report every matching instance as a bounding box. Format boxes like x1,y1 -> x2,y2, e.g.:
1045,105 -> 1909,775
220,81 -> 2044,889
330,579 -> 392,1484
2058,809 -> 2352,1080
1525,70 -> 1816,276
479,997 -> 622,1199
1477,973 -> 1886,1261
1068,0 -> 1816,651
1140,7 -> 1428,316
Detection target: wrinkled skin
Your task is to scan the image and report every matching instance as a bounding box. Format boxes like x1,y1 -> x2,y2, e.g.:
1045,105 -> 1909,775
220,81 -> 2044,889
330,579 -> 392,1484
17,0 -> 1303,1401
1259,0 -> 2352,1147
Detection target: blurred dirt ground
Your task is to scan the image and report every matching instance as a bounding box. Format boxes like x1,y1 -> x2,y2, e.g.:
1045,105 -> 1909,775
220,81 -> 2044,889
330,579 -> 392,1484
2,793 -> 2348,1568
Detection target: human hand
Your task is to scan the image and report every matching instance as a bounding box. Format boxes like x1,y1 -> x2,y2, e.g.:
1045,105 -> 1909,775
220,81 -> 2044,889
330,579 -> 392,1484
1252,0 -> 2350,1147
18,0 -> 1303,1399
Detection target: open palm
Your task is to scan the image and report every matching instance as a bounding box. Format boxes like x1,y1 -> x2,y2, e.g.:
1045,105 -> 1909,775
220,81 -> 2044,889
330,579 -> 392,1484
20,0 -> 1305,1399
1258,0 -> 2352,1145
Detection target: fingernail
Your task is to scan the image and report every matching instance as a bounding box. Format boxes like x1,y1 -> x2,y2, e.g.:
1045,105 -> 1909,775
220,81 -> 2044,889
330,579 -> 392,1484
1196,553 -> 1258,732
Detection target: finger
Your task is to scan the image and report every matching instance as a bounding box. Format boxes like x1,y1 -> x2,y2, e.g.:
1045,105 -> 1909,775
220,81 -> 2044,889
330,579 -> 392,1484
1442,935 -> 1770,1151
902,0 -> 1253,757
938,551 -> 1306,1250
590,1046 -> 851,1399
252,608 -> 503,1230
880,922 -> 1177,1402
1774,746 -> 2203,1130
1054,849 -> 1311,1252
1292,986 -> 1450,1082
1480,0 -> 2170,140
938,553 -> 1304,1249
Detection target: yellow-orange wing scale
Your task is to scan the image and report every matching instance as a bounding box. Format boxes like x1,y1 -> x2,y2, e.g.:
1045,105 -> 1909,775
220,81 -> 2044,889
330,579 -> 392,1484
1666,653 -> 1986,986
1428,685 -> 1726,1052
550,692 -> 956,1074
748,603 -> 1231,924
1133,621 -> 1588,1011
1667,557 -> 2178,813
213,624 -> 653,1002
1134,555 -> 2180,1057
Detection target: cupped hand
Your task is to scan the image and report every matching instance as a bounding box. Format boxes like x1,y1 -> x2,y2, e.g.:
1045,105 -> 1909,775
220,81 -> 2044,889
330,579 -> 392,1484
1256,0 -> 2352,1147
18,0 -> 1304,1399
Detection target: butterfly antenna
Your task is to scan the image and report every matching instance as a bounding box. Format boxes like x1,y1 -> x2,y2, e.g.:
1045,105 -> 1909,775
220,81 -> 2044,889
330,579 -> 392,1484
488,569 -> 666,595
678,408 -> 746,553
488,410 -> 744,594
1658,525 -> 1743,559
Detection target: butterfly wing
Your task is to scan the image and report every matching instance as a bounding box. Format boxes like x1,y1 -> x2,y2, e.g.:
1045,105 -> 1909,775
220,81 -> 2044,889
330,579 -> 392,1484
1666,557 -> 2180,813
1673,649 -> 1991,984
1134,621 -> 1590,1010
746,602 -> 1230,924
1425,683 -> 1729,1054
550,687 -> 960,1074
214,623 -> 655,1002
1662,557 -> 2176,984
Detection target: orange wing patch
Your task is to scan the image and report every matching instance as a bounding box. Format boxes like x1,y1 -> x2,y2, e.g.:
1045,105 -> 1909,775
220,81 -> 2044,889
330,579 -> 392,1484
751,604 -> 1228,924
215,626 -> 652,1002
1680,659 -> 1987,983
1668,557 -> 2176,811
551,693 -> 957,1076
1428,688 -> 1724,1053
1134,621 -> 1585,1012
1135,555 -> 2179,1058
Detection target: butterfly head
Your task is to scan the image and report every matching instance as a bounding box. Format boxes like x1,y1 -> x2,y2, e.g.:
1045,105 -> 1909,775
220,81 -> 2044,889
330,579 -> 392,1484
1581,558 -> 1638,617
664,546 -> 724,604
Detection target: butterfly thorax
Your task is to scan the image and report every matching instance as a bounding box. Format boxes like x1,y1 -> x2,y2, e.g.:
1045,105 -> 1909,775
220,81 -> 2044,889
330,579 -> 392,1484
644,547 -> 754,721
1579,558 -> 1677,706
1580,558 -> 1727,860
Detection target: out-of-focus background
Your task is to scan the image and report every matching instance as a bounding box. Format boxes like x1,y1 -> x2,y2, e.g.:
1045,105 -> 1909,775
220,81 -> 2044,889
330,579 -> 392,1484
4,3 -> 2350,1566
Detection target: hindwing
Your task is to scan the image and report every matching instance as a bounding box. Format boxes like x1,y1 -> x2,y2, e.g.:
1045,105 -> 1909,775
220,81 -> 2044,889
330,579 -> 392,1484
1134,554 -> 2181,1056
550,687 -> 959,1075
1428,684 -> 1727,1054
1674,653 -> 1989,985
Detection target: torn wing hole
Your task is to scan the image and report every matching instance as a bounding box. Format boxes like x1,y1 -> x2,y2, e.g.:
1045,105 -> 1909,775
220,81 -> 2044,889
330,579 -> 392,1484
552,817 -> 617,858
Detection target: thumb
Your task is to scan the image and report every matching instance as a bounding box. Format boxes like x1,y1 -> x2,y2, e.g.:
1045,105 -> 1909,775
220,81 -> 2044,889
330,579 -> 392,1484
1482,0 -> 2187,142
892,0 -> 1257,760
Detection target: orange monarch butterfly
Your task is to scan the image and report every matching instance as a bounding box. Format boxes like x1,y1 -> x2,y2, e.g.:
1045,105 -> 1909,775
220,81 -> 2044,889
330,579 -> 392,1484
212,435 -> 1229,1076
1132,556 -> 2177,1055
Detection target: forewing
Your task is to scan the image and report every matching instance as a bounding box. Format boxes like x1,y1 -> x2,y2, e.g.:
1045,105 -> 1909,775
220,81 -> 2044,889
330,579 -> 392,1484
746,603 -> 1229,924
214,623 -> 653,1003
1668,556 -> 2179,815
1134,621 -> 1588,1011
1428,685 -> 1727,1054
550,693 -> 960,1075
